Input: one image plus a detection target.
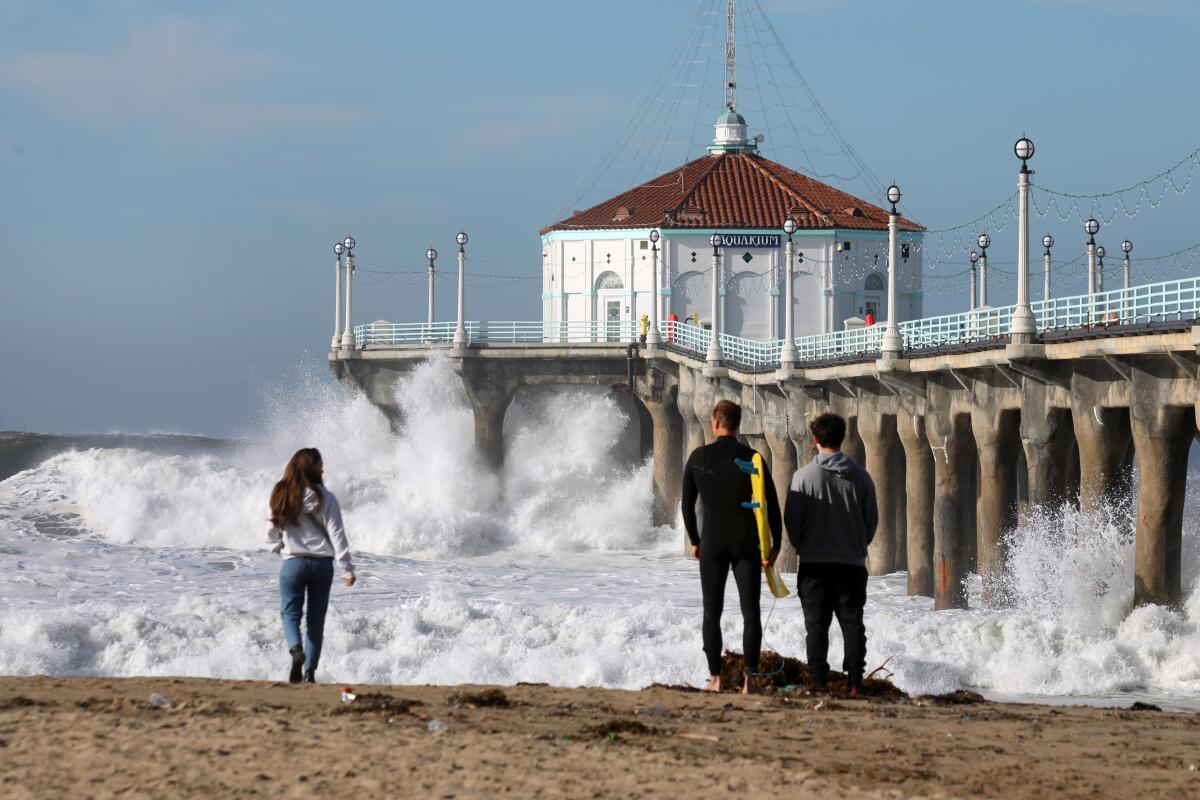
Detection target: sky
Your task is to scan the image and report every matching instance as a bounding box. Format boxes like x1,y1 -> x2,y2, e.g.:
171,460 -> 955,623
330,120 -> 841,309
2,0 -> 1198,435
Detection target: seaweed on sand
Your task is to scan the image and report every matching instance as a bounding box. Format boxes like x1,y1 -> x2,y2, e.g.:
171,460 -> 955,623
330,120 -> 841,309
719,650 -> 906,700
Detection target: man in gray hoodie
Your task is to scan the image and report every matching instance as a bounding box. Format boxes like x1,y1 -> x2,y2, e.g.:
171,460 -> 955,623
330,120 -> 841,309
784,413 -> 878,695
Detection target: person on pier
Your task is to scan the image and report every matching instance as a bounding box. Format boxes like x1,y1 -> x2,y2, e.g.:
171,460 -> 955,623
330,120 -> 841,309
681,400 -> 782,693
785,413 -> 878,696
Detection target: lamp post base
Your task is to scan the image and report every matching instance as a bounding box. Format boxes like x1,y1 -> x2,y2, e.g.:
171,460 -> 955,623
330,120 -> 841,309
339,332 -> 355,351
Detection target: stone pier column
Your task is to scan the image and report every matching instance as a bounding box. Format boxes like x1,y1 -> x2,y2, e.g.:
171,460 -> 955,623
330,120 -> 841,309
641,394 -> 685,528
470,394 -> 514,468
898,411 -> 935,597
928,410 -> 973,610
1071,398 -> 1132,519
457,362 -> 518,469
764,428 -> 799,573
1020,385 -> 1074,513
859,412 -> 902,575
971,408 -> 1021,605
844,415 -> 866,467
1131,377 -> 1193,606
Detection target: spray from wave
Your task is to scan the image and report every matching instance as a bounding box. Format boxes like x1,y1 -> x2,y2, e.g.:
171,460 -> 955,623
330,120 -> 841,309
1,356 -> 662,557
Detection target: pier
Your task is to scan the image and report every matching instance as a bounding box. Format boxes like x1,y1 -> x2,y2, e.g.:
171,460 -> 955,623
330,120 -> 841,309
331,275 -> 1200,610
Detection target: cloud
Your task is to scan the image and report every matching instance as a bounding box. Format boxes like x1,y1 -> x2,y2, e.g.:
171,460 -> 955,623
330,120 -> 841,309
0,15 -> 364,138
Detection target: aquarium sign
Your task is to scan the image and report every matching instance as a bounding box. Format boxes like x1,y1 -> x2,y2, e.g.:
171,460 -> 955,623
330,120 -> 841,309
715,234 -> 780,248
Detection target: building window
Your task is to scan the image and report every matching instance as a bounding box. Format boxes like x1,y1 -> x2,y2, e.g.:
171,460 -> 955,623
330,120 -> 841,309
596,271 -> 624,290
865,273 -> 885,292
639,241 -> 649,250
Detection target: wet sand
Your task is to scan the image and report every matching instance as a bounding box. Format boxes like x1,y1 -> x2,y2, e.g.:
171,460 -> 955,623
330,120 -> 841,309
1,675 -> 1198,798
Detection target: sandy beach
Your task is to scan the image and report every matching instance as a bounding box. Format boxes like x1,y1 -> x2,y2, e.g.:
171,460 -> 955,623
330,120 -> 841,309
2,675 -> 1197,799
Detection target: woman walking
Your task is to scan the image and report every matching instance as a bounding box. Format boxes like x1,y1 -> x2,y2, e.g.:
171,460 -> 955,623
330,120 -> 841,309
267,448 -> 355,683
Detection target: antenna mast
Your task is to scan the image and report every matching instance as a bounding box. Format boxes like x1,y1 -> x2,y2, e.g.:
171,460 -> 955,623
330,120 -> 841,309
725,0 -> 736,110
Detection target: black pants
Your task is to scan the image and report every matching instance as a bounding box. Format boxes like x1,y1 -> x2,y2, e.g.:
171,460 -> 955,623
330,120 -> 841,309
700,543 -> 762,677
797,563 -> 868,685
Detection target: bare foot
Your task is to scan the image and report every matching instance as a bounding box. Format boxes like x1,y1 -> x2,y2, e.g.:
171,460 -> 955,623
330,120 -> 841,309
741,677 -> 759,695
702,676 -> 721,693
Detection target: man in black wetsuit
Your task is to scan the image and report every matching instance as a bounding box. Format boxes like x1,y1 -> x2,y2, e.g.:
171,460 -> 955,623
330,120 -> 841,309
681,400 -> 782,694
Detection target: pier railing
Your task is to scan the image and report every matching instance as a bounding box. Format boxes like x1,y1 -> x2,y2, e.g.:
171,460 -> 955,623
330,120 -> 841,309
353,276 -> 1200,368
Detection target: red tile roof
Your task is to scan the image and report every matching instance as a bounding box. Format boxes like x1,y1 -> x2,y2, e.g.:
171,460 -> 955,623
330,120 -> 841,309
541,152 -> 923,235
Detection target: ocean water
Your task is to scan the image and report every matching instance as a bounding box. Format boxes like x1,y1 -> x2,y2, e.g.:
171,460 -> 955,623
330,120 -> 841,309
2,356 -> 1199,709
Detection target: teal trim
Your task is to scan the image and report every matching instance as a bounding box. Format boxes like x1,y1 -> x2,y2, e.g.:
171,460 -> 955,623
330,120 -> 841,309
657,288 -> 672,295
548,290 -> 564,298
718,288 -> 726,296
768,288 -> 780,296
581,290 -> 594,297
541,292 -> 550,300
541,228 -> 925,244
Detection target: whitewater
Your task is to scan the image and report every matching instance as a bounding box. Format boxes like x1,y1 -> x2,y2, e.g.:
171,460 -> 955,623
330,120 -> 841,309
2,356 -> 1199,708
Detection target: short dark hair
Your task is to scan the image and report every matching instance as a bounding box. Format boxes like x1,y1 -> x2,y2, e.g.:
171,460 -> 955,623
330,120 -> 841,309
809,413 -> 846,448
712,400 -> 742,432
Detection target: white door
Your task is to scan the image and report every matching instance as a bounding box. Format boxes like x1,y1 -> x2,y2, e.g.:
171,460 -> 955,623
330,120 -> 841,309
605,300 -> 621,342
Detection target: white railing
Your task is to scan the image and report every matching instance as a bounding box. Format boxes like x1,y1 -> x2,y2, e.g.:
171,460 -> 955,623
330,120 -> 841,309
352,277 -> 1200,367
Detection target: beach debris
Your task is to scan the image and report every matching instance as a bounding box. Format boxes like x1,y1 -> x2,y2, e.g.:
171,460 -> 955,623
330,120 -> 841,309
335,693 -> 423,716
584,719 -> 655,740
719,650 -> 906,700
1129,702 -> 1162,712
447,688 -> 510,708
147,693 -> 173,708
341,687 -> 356,704
426,719 -> 449,734
813,700 -> 825,711
677,732 -> 720,743
923,690 -> 986,706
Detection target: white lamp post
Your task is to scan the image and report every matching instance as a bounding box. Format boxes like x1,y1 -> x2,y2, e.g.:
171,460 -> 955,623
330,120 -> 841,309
977,233 -> 991,308
779,217 -> 799,368
1011,137 -> 1037,342
881,184 -> 904,356
1096,245 -> 1107,293
1042,235 -> 1054,301
339,236 -> 356,350
707,233 -> 723,365
1122,239 -> 1133,289
969,251 -> 979,311
426,247 -> 437,338
332,242 -> 344,350
453,231 -> 468,348
646,229 -> 662,348
1084,218 -> 1100,325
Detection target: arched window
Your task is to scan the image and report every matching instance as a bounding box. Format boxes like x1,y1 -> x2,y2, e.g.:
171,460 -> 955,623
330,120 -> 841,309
595,271 -> 624,290
865,272 -> 885,292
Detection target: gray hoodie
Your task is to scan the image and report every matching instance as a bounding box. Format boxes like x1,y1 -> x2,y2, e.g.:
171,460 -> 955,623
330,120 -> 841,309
784,451 -> 878,567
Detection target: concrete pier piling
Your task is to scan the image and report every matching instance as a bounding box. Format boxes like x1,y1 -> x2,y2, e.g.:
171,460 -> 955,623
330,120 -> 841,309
859,409 -> 902,575
971,407 -> 1021,605
898,409 -> 935,597
332,323 -> 1200,613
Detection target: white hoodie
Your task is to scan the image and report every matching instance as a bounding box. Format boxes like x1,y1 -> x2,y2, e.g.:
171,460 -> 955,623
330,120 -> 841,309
266,486 -> 355,576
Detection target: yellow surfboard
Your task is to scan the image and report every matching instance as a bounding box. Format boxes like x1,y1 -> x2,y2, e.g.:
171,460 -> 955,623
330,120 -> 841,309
739,453 -> 790,599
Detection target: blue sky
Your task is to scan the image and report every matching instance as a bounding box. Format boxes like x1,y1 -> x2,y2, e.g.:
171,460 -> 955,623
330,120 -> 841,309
2,0 -> 1197,435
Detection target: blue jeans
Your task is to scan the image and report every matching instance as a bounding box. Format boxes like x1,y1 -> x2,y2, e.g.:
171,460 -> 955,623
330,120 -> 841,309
279,557 -> 334,672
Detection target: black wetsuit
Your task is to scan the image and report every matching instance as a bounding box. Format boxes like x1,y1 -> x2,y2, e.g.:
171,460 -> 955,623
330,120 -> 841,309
681,436 -> 782,677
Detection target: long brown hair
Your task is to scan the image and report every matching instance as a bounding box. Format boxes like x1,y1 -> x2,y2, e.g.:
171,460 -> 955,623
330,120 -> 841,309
269,448 -> 324,528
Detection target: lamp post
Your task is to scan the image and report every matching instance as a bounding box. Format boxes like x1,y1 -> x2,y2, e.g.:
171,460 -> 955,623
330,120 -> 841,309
332,242 -> 344,350
426,247 -> 437,337
977,233 -> 991,308
1084,217 -> 1100,326
339,236 -> 356,350
1096,245 -> 1107,293
780,217 -> 799,368
646,229 -> 662,348
707,233 -> 723,366
1121,238 -> 1133,323
1042,235 -> 1054,301
881,184 -> 903,357
1011,136 -> 1037,342
969,251 -> 979,311
453,231 -> 469,348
